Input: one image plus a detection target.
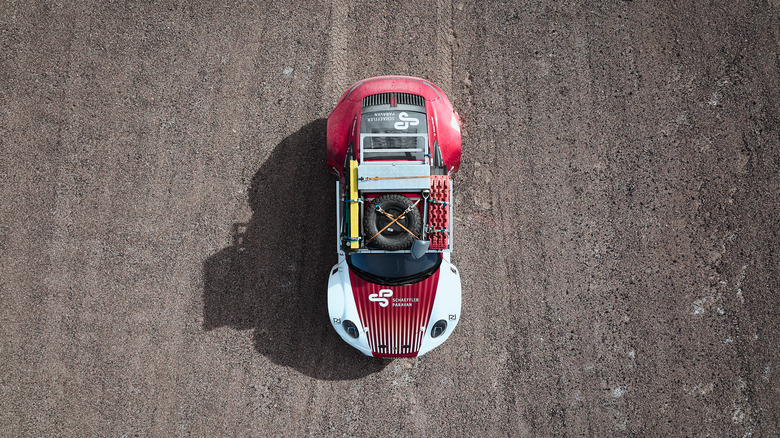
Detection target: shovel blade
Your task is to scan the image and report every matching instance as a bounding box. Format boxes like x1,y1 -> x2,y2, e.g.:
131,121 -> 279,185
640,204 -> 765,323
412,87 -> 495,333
411,240 -> 430,259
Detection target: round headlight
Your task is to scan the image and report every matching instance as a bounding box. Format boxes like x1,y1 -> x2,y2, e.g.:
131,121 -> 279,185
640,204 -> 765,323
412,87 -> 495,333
431,319 -> 447,338
342,320 -> 360,338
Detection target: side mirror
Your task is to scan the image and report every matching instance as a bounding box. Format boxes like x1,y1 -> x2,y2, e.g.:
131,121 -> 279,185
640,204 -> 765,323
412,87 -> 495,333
411,240 -> 430,259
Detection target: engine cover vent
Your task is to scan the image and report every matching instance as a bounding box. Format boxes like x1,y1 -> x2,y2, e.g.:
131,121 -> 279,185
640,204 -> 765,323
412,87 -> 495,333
362,92 -> 425,108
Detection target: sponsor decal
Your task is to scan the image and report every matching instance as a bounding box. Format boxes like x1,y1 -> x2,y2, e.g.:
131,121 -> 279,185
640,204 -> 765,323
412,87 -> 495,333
368,289 -> 392,307
367,289 -> 420,308
366,112 -> 396,123
394,112 -> 420,130
392,297 -> 419,307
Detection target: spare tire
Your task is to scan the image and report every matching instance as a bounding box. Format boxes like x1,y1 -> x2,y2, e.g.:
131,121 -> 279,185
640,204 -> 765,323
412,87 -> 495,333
364,194 -> 421,250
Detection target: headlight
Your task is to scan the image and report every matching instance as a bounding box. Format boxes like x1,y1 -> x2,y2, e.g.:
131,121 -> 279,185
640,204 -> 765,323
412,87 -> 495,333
342,320 -> 360,338
431,319 -> 447,338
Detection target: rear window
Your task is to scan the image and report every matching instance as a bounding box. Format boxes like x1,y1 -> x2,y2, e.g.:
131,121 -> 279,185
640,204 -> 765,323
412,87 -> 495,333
361,134 -> 427,161
361,111 -> 427,134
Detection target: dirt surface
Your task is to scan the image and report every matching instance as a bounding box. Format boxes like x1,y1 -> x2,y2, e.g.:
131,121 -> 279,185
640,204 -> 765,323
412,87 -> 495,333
2,1 -> 779,436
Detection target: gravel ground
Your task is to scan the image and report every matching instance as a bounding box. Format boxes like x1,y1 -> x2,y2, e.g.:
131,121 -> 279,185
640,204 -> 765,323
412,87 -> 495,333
2,1 -> 779,436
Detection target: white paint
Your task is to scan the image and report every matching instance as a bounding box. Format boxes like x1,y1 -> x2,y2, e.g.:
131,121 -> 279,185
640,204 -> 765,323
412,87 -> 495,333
393,112 -> 420,130
282,67 -> 294,75
368,289 -> 392,307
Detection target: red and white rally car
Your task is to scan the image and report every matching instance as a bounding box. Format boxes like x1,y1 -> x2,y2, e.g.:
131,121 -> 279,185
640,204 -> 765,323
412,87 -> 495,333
326,76 -> 462,358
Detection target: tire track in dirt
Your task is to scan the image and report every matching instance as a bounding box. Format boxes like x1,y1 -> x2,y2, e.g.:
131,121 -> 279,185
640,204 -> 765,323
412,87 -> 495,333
435,0 -> 454,93
323,0 -> 350,108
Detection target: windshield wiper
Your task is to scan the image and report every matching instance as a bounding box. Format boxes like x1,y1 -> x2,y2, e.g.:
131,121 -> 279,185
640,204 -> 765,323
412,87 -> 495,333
348,257 -> 441,286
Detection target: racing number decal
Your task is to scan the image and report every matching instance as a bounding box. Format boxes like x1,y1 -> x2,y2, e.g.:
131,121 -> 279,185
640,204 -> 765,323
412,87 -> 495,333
368,289 -> 393,307
393,112 -> 419,130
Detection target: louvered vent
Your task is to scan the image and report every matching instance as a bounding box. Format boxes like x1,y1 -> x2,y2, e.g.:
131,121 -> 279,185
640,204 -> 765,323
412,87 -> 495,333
362,92 -> 425,108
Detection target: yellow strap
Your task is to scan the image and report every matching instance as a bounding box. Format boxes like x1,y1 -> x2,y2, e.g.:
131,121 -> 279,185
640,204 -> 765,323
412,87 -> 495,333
348,161 -> 359,249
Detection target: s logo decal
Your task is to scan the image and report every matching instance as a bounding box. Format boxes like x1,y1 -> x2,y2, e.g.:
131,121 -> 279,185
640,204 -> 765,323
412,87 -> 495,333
368,289 -> 393,307
393,112 -> 420,130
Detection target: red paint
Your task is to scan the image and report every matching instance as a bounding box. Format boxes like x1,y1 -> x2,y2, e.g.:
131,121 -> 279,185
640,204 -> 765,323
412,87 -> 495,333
327,76 -> 461,177
348,269 -> 440,357
427,176 -> 450,250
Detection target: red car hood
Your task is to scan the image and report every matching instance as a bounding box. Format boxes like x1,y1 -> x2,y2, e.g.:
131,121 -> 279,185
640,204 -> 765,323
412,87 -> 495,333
349,269 -> 440,358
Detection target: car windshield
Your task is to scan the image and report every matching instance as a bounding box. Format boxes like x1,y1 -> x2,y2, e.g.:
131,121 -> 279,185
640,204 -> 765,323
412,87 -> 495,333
347,253 -> 441,286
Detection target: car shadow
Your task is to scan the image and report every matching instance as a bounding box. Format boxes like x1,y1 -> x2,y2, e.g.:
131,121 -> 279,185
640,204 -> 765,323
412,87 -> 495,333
202,119 -> 389,380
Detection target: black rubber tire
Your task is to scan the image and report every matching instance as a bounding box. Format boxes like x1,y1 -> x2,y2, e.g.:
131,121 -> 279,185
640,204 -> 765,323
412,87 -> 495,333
364,194 -> 421,250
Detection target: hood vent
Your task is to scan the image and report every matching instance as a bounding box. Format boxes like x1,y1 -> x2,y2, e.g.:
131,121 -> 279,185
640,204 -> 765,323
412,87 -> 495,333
363,92 -> 425,108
